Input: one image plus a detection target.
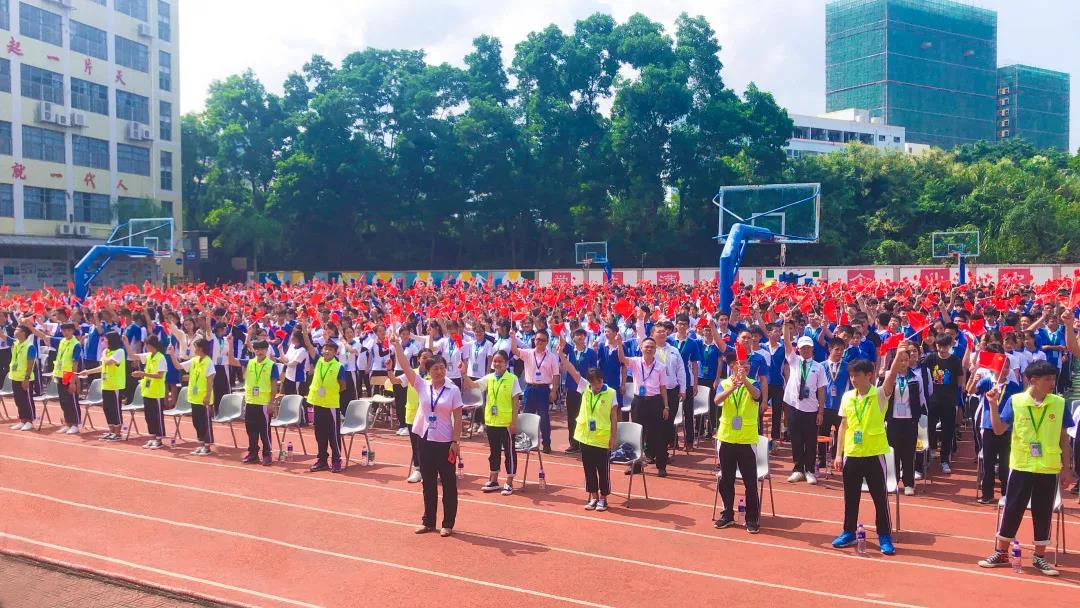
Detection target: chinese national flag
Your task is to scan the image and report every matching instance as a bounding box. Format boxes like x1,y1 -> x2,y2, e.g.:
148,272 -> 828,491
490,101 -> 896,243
822,300 -> 838,324
1071,279 -> 1080,308
977,351 -> 1007,376
613,299 -> 633,318
968,318 -> 986,337
906,310 -> 928,329
734,342 -> 748,362
880,332 -> 904,353
551,322 -> 565,337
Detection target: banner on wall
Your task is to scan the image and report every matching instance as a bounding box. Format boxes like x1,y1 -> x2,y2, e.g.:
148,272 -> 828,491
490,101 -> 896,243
656,270 -> 680,284
998,268 -> 1032,283
919,268 -> 949,281
847,269 -> 874,282
550,272 -> 573,286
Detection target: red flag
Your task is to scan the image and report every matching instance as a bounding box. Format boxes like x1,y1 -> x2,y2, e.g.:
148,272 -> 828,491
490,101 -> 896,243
977,351 -> 1007,376
695,317 -> 709,329
588,320 -> 600,333
822,300 -> 838,323
452,333 -> 463,348
734,342 -> 748,362
880,332 -> 904,353
1071,279 -> 1080,308
969,318 -> 986,336
906,310 -> 928,329
613,299 -> 633,318
551,322 -> 565,337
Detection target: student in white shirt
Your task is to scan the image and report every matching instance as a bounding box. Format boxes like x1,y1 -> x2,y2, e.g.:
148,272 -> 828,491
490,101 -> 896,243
510,329 -> 561,453
392,325 -> 422,435
782,318 -> 828,484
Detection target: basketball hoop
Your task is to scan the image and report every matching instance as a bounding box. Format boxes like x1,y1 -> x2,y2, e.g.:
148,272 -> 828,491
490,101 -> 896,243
582,257 -> 593,269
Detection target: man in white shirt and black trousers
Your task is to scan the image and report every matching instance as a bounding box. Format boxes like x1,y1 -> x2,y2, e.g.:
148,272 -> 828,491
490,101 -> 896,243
783,316 -> 827,484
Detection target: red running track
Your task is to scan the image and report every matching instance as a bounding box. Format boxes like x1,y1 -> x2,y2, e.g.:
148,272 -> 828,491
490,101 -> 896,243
1,401 -> 1076,607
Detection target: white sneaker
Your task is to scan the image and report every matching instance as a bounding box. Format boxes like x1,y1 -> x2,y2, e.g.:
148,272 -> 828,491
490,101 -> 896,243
19,422 -> 33,431
142,440 -> 155,449
407,469 -> 422,483
10,422 -> 23,430
56,426 -> 70,434
787,471 -> 805,483
805,472 -> 818,485
914,471 -> 924,481
395,427 -> 409,436
66,426 -> 79,434
903,486 -> 915,496
941,463 -> 952,475
477,425 -> 485,434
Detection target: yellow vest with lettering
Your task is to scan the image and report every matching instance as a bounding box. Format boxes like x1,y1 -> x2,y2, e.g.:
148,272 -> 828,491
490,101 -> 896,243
141,352 -> 166,399
102,349 -> 126,391
484,372 -> 516,428
574,385 -> 617,449
10,339 -> 34,382
245,358 -> 274,406
307,358 -> 342,408
715,378 -> 759,445
53,336 -> 78,376
188,356 -> 213,404
405,371 -> 429,425
841,387 -> 889,457
1009,392 -> 1065,474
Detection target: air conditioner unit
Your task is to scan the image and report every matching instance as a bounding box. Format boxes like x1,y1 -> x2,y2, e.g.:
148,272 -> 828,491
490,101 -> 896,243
70,111 -> 86,128
1000,98 -> 1010,106
36,101 -> 55,123
1000,129 -> 1010,137
55,224 -> 74,236
137,23 -> 153,38
999,87 -> 1010,95
1000,119 -> 1010,127
139,125 -> 154,141
126,121 -> 143,141
76,224 -> 90,236
55,113 -> 70,127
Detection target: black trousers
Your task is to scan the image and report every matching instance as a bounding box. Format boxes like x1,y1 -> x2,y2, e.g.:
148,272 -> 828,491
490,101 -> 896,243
245,404 -> 272,456
0,348 -> 11,389
664,387 -> 680,449
980,429 -> 1011,501
191,403 -> 214,444
681,389 -> 696,447
144,397 -> 165,437
768,385 -> 785,440
997,470 -> 1057,545
817,409 -> 841,468
887,417 -> 918,488
124,359 -> 138,404
718,441 -> 760,525
788,407 -> 818,474
409,431 -> 421,468
701,378 -> 718,435
486,425 -> 517,475
13,380 -> 34,422
842,454 -> 891,535
418,436 -> 458,529
927,399 -> 957,465
581,444 -> 611,495
632,395 -> 667,470
356,370 -> 371,398
58,382 -> 80,426
313,406 -> 341,463
103,389 -> 123,426
393,382 -> 408,429
566,389 -> 582,448
212,365 -> 231,411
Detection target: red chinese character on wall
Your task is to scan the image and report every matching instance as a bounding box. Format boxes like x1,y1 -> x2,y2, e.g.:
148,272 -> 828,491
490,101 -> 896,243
114,69 -> 126,86
84,172 -> 96,189
6,37 -> 22,56
116,179 -> 128,192
84,58 -> 93,75
11,163 -> 26,180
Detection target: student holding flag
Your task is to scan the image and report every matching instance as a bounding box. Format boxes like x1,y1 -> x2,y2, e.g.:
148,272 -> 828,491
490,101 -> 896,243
971,343 -> 1020,504
52,322 -> 81,434
713,350 -> 763,532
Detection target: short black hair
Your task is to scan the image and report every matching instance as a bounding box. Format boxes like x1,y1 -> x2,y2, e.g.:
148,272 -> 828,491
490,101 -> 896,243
1024,360 -> 1057,380
934,334 -> 953,348
252,340 -> 270,350
675,314 -> 690,325
847,359 -> 875,375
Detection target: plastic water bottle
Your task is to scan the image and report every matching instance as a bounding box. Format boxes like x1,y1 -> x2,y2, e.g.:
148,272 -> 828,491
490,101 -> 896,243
457,454 -> 465,479
277,445 -> 285,461
170,436 -> 176,449
367,450 -> 375,465
737,498 -> 746,526
286,441 -> 293,462
361,447 -> 369,466
1010,540 -> 1022,573
538,466 -> 547,489
856,524 -> 867,556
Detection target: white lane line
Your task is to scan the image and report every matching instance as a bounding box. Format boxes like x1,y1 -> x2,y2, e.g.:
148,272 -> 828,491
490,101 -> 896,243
0,487 -> 614,608
0,532 -> 324,608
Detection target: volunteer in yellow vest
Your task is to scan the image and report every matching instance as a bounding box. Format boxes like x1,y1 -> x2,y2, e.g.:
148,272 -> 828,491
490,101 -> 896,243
391,348 -> 433,483
52,323 -> 82,434
832,352 -> 904,556
980,360 -> 1074,577
80,332 -> 126,442
233,340 -> 280,466
306,341 -> 347,473
712,351 -> 763,532
169,337 -> 216,456
559,344 -> 619,512
8,325 -> 38,431
132,335 -> 168,449
461,350 -> 522,497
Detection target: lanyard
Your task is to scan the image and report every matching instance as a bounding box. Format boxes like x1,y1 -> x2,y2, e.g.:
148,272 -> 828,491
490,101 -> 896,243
573,348 -> 585,366
852,391 -> 872,425
677,339 -> 687,353
1027,401 -> 1050,435
730,383 -> 747,418
251,359 -> 269,385
897,374 -> 908,398
641,361 -> 657,385
316,359 -> 334,384
429,385 -> 447,415
490,373 -> 506,403
587,389 -> 605,418
826,361 -> 840,383
535,351 -> 548,373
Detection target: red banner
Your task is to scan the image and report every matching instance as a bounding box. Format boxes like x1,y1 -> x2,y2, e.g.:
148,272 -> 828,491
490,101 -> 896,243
847,269 -> 874,281
997,268 -> 1032,283
656,271 -> 680,284
919,268 -> 949,282
609,271 -> 624,285
550,271 -> 573,286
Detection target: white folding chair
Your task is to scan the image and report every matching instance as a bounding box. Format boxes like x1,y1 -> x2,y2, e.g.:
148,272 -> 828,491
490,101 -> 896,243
121,384 -> 145,440
79,379 -> 104,430
620,383 -> 635,418
714,435 -> 775,519
0,376 -> 14,420
916,415 -> 932,489
339,399 -> 372,469
692,388 -> 711,438
33,379 -> 59,430
613,421 -> 649,506
516,412 -> 544,490
212,393 -> 245,448
460,386 -> 483,439
861,446 -> 901,537
271,394 -> 308,455
369,391 -> 397,429
161,386 -> 192,441
995,482 -> 1066,565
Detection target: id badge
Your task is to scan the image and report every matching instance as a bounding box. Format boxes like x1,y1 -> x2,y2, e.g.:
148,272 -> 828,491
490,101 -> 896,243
638,385 -> 645,397
535,370 -> 542,378
853,430 -> 863,445
490,405 -> 498,416
830,386 -> 837,397
252,387 -> 260,397
318,387 -> 326,398
143,378 -> 151,389
1030,442 -> 1043,458
191,386 -> 198,397
427,413 -> 437,428
731,416 -> 742,430
588,420 -> 597,432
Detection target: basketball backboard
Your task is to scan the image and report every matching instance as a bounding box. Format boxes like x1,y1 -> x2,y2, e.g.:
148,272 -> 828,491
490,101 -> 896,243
713,183 -> 820,244
575,241 -> 608,265
109,217 -> 175,257
931,231 -> 980,258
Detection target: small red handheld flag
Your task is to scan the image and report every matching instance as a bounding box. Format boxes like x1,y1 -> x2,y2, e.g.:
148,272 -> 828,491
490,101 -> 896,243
734,342 -> 748,362
976,351 -> 1007,376
880,332 -> 904,353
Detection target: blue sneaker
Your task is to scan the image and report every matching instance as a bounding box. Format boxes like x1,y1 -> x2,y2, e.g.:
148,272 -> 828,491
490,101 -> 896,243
831,531 -> 857,549
878,535 -> 895,556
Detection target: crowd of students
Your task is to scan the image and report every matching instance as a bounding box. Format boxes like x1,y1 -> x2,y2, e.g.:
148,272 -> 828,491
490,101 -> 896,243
1,276 -> 1077,571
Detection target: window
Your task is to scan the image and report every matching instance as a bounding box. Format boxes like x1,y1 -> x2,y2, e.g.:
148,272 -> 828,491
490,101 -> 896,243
0,58 -> 8,92
115,0 -> 148,21
878,134 -> 886,142
893,136 -> 901,143
0,120 -> 10,155
160,150 -> 172,190
159,100 -> 172,140
116,90 -> 150,124
70,20 -> 108,60
0,0 -> 8,31
18,2 -> 61,46
117,143 -> 150,175
72,134 -> 109,169
71,78 -> 109,115
23,185 -> 66,220
160,200 -> 173,217
20,64 -> 64,104
157,0 -> 170,41
74,191 -> 110,224
158,50 -> 171,91
22,125 -> 65,163
0,184 -> 12,217
115,36 -> 149,72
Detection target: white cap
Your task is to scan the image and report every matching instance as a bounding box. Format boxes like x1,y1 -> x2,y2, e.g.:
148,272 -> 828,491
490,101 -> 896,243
796,336 -> 815,349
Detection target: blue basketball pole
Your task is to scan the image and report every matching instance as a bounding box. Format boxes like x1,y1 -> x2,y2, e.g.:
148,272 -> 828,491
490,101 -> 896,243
958,255 -> 967,285
73,245 -> 155,300
718,223 -> 778,314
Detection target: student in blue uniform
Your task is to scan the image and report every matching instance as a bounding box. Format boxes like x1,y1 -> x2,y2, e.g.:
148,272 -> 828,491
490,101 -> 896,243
562,328 -> 598,453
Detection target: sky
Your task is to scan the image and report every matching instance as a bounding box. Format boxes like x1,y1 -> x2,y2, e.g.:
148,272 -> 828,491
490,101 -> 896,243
178,0 -> 1080,150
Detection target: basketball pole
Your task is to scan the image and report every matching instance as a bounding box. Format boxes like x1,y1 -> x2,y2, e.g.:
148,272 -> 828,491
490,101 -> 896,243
957,252 -> 967,285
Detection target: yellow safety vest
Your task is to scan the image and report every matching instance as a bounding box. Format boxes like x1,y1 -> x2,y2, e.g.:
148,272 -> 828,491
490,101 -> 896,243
484,372 -> 516,428
1009,391 -> 1066,474
715,378 -> 759,445
188,355 -> 213,404
404,371 -> 429,425
306,358 -> 342,408
53,336 -> 78,376
841,387 -> 889,457
10,339 -> 34,382
102,348 -> 126,391
574,385 -> 617,449
245,357 -> 274,406
141,351 -> 167,399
